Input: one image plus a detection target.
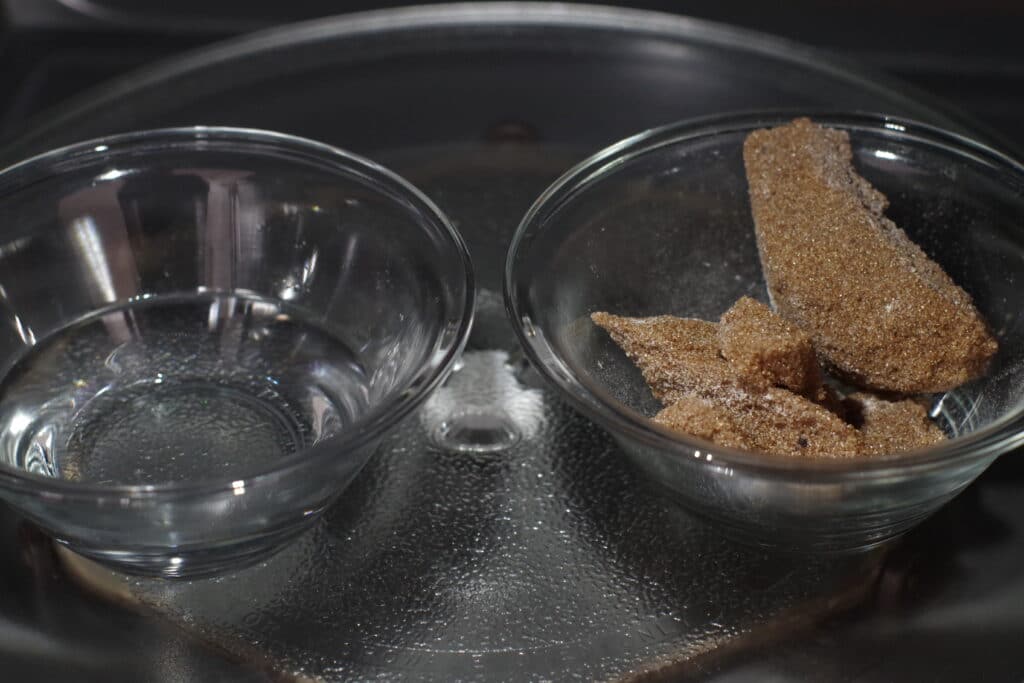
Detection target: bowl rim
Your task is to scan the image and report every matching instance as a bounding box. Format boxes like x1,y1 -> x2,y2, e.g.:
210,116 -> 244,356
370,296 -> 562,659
0,126 -> 475,497
505,110 -> 1024,478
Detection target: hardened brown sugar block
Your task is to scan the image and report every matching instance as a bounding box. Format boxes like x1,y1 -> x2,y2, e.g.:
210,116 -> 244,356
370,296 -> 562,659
719,296 -> 822,395
591,312 -> 733,404
846,392 -> 947,455
654,387 -> 863,458
652,395 -> 751,451
743,117 -> 997,393
594,311 -> 863,457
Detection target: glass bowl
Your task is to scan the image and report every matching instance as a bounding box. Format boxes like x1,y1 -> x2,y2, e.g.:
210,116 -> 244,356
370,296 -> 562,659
0,128 -> 474,576
506,113 -> 1024,552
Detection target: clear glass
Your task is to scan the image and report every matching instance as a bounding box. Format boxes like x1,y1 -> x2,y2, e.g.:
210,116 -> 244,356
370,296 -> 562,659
506,113 -> 1024,552
0,128 -> 474,576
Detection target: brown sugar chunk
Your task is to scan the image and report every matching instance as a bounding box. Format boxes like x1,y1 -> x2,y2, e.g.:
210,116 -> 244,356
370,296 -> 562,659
719,296 -> 822,395
655,387 -> 863,457
847,392 -> 947,455
591,312 -> 735,403
594,310 -> 862,456
716,387 -> 863,457
653,395 -> 751,451
743,117 -> 997,393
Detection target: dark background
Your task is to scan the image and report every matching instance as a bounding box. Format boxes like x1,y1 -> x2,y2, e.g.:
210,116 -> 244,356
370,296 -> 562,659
1,0 -> 1023,149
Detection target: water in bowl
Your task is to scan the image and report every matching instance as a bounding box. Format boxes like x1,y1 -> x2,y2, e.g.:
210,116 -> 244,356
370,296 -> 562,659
0,294 -> 371,485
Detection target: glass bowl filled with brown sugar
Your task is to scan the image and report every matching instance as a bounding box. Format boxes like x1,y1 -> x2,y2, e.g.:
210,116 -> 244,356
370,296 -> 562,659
505,113 -> 1024,552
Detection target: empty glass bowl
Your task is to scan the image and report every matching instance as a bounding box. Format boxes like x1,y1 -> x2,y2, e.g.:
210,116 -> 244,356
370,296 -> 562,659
506,113 -> 1024,552
0,128 -> 473,576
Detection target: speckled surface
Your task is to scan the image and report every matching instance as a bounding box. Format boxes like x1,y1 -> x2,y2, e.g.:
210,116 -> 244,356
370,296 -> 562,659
100,347 -> 881,681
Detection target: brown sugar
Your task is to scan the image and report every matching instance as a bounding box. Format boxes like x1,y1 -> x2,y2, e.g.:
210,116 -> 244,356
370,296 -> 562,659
653,396 -> 751,451
743,117 -> 997,393
591,312 -> 735,403
655,388 -> 863,457
594,310 -> 863,457
719,296 -> 822,395
592,117 -> 990,457
846,392 -> 947,455
589,309 -> 937,458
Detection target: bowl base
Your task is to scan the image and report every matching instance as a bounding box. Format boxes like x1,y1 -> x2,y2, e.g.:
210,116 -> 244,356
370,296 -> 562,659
657,486 -> 951,555
53,519 -> 317,579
